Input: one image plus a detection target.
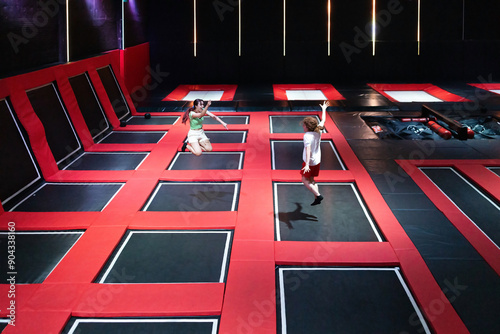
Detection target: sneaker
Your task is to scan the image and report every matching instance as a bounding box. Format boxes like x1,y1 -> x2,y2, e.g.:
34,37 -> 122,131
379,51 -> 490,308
311,195 -> 323,206
181,141 -> 188,152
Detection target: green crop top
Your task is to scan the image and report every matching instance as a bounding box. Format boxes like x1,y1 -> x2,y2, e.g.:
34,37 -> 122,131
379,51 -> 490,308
189,111 -> 204,130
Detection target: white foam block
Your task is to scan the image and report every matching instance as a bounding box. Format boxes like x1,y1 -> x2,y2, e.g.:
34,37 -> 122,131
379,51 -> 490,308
183,90 -> 225,101
383,90 -> 443,102
285,90 -> 327,101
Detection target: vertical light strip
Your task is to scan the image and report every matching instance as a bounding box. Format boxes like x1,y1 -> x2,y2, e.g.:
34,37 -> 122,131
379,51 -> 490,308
462,0 -> 465,40
283,0 -> 286,56
66,0 -> 69,61
327,0 -> 331,56
194,0 -> 197,57
372,0 -> 376,56
417,0 -> 421,55
238,0 -> 241,56
121,0 -> 125,50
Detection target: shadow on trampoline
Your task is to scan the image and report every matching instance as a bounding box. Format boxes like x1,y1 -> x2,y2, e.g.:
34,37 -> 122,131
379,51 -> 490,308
278,202 -> 319,230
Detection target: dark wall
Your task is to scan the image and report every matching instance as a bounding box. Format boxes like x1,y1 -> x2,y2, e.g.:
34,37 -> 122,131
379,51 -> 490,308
0,0 -> 148,78
0,0 -> 65,78
148,0 -> 500,85
124,0 -> 148,48
69,0 -> 121,61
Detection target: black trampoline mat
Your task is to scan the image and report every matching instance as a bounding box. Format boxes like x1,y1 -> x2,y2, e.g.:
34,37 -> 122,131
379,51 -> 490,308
421,167 -> 500,247
489,167 -> 500,177
203,115 -> 249,125
125,116 -> 178,125
0,231 -> 83,283
202,131 -> 247,143
270,115 -> 322,134
0,320 -> 9,331
63,318 -> 218,334
271,141 -> 345,170
98,131 -> 166,144
0,98 -> 42,205
143,182 -> 239,211
169,152 -> 244,170
65,152 -> 148,170
277,267 -> 430,334
97,231 -> 232,283
10,183 -> 123,212
274,183 -> 382,242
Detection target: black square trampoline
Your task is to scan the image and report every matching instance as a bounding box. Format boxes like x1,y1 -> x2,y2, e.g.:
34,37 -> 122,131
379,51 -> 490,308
143,182 -> 239,212
96,230 -> 232,283
202,131 -> 247,143
64,152 -> 148,170
62,318 -> 219,334
97,131 -> 166,144
274,183 -> 383,242
270,115 -> 324,134
0,231 -> 84,283
169,152 -> 244,170
8,183 -> 124,212
124,116 -> 179,125
203,115 -> 249,125
271,140 -> 345,170
277,267 -> 430,334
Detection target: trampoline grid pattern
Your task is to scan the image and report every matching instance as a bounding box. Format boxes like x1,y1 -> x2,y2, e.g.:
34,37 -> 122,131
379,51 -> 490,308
0,108 -> 471,333
0,62 -> 481,333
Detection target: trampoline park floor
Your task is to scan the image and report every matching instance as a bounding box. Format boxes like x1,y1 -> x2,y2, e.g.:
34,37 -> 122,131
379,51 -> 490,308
1,80 -> 500,334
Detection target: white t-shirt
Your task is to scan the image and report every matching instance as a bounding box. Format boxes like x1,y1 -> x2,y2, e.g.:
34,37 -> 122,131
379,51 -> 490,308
303,131 -> 321,166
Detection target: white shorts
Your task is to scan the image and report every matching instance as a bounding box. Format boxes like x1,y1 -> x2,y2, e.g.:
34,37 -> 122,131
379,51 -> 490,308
188,128 -> 209,144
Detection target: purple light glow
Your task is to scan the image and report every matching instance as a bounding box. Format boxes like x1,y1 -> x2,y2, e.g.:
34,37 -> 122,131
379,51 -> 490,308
84,0 -> 107,26
127,0 -> 140,20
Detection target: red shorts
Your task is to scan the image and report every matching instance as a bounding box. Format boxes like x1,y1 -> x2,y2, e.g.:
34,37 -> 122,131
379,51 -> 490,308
300,162 -> 320,178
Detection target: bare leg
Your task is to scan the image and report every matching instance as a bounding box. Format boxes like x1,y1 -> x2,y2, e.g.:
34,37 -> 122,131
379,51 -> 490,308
302,175 -> 323,205
199,139 -> 213,152
187,141 -> 203,156
302,176 -> 320,197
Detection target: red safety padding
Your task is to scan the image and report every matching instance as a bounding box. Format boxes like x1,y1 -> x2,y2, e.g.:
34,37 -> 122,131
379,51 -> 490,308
120,43 -> 151,98
9,86 -> 59,178
55,71 -> 95,150
275,241 -> 399,266
0,310 -> 71,334
73,283 -> 225,317
468,82 -> 500,93
163,84 -> 238,101
273,83 -> 345,100
219,260 -> 277,334
368,83 -> 470,102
